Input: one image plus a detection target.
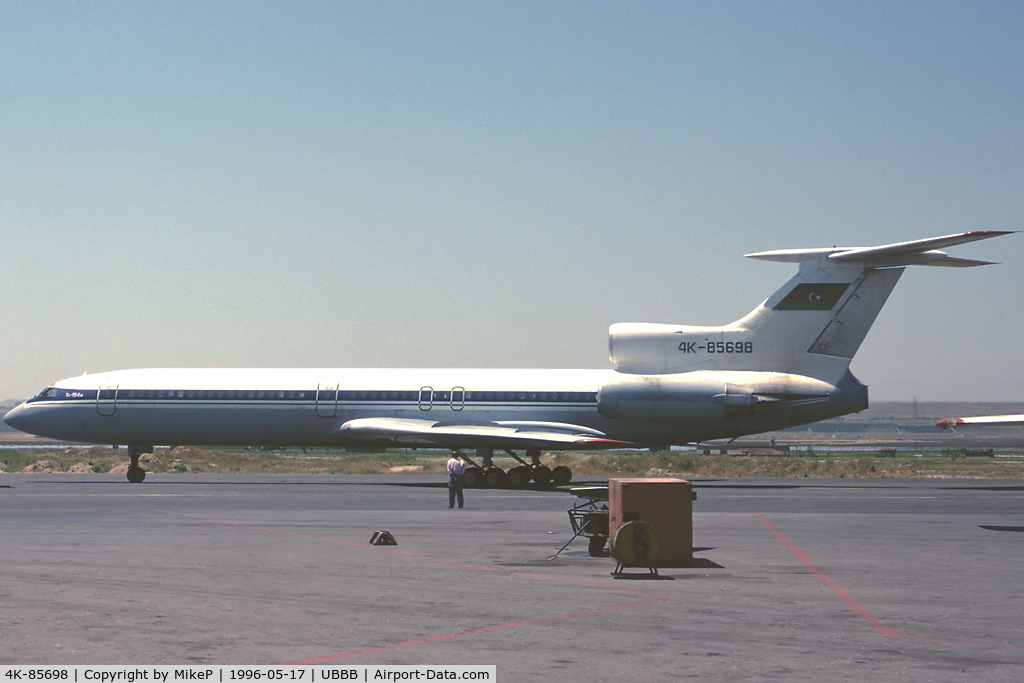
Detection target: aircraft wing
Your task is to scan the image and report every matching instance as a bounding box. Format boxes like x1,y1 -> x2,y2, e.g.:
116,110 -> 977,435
937,414 -> 1024,429
336,417 -> 633,450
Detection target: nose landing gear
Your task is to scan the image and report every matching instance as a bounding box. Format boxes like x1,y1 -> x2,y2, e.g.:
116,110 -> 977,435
125,445 -> 153,483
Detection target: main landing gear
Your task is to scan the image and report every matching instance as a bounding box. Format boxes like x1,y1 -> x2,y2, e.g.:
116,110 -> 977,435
458,448 -> 572,489
126,445 -> 152,483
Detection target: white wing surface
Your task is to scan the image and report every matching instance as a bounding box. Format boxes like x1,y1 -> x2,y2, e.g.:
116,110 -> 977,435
337,417 -> 633,450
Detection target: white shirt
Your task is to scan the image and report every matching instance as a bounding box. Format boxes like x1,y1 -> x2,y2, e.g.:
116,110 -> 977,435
447,457 -> 467,476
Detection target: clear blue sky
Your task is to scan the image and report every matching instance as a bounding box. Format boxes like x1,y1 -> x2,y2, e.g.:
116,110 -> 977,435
2,1 -> 1022,402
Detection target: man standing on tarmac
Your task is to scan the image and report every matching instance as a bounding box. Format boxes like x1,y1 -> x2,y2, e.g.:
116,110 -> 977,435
447,451 -> 467,508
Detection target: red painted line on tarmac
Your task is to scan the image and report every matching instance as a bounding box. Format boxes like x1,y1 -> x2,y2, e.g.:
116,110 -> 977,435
754,512 -> 1024,651
285,598 -> 669,665
154,508 -> 675,661
753,513 -> 901,638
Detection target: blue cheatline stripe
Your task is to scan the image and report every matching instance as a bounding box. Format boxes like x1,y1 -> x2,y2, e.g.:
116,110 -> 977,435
29,388 -> 599,404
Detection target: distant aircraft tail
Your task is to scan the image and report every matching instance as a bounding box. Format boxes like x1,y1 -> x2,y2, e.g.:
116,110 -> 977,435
609,231 -> 1011,385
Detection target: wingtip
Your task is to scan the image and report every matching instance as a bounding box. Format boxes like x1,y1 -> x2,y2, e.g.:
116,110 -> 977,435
964,230 -> 1018,237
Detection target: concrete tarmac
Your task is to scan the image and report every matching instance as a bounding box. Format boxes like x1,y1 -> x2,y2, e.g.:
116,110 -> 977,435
2,474 -> 1023,681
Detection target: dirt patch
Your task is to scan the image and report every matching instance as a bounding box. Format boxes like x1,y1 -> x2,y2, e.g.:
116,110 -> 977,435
21,459 -> 64,473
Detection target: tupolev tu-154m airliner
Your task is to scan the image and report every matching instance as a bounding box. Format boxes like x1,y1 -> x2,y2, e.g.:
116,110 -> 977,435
4,231 -> 1012,486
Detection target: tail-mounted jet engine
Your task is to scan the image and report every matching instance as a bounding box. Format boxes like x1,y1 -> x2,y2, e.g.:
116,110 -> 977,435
596,371 -> 839,420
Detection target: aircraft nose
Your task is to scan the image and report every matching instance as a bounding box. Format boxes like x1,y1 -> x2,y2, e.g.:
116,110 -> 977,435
3,403 -> 30,433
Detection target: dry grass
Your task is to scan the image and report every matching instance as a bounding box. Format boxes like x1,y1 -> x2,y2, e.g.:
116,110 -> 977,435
541,450 -> 1024,479
2,446 -> 1024,479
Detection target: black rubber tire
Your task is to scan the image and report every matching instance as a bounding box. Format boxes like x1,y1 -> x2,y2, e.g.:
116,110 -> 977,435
484,468 -> 507,488
462,467 -> 484,488
507,466 -> 532,488
551,465 -> 572,486
531,465 -> 552,486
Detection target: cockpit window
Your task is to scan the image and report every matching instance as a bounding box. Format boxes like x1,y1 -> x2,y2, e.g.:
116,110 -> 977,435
37,387 -> 56,398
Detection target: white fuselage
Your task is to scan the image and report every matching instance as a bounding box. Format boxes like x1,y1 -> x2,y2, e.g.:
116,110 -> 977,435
2,366 -> 862,449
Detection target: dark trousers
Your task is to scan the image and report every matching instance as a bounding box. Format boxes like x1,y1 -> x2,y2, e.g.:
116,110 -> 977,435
448,475 -> 464,508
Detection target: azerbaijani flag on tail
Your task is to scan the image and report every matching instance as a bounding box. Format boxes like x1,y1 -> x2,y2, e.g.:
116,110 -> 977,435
773,283 -> 850,310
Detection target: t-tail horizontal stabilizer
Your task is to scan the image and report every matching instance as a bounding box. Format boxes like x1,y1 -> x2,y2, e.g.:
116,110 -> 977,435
744,230 -> 1013,267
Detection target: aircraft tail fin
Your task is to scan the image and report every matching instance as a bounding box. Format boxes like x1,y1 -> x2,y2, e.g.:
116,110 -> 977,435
609,231 -> 1012,383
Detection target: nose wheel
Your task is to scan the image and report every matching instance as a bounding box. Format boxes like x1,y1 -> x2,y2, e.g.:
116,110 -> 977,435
125,445 -> 152,483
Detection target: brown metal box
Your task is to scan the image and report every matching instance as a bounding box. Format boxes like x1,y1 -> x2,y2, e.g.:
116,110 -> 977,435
608,477 -> 693,567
